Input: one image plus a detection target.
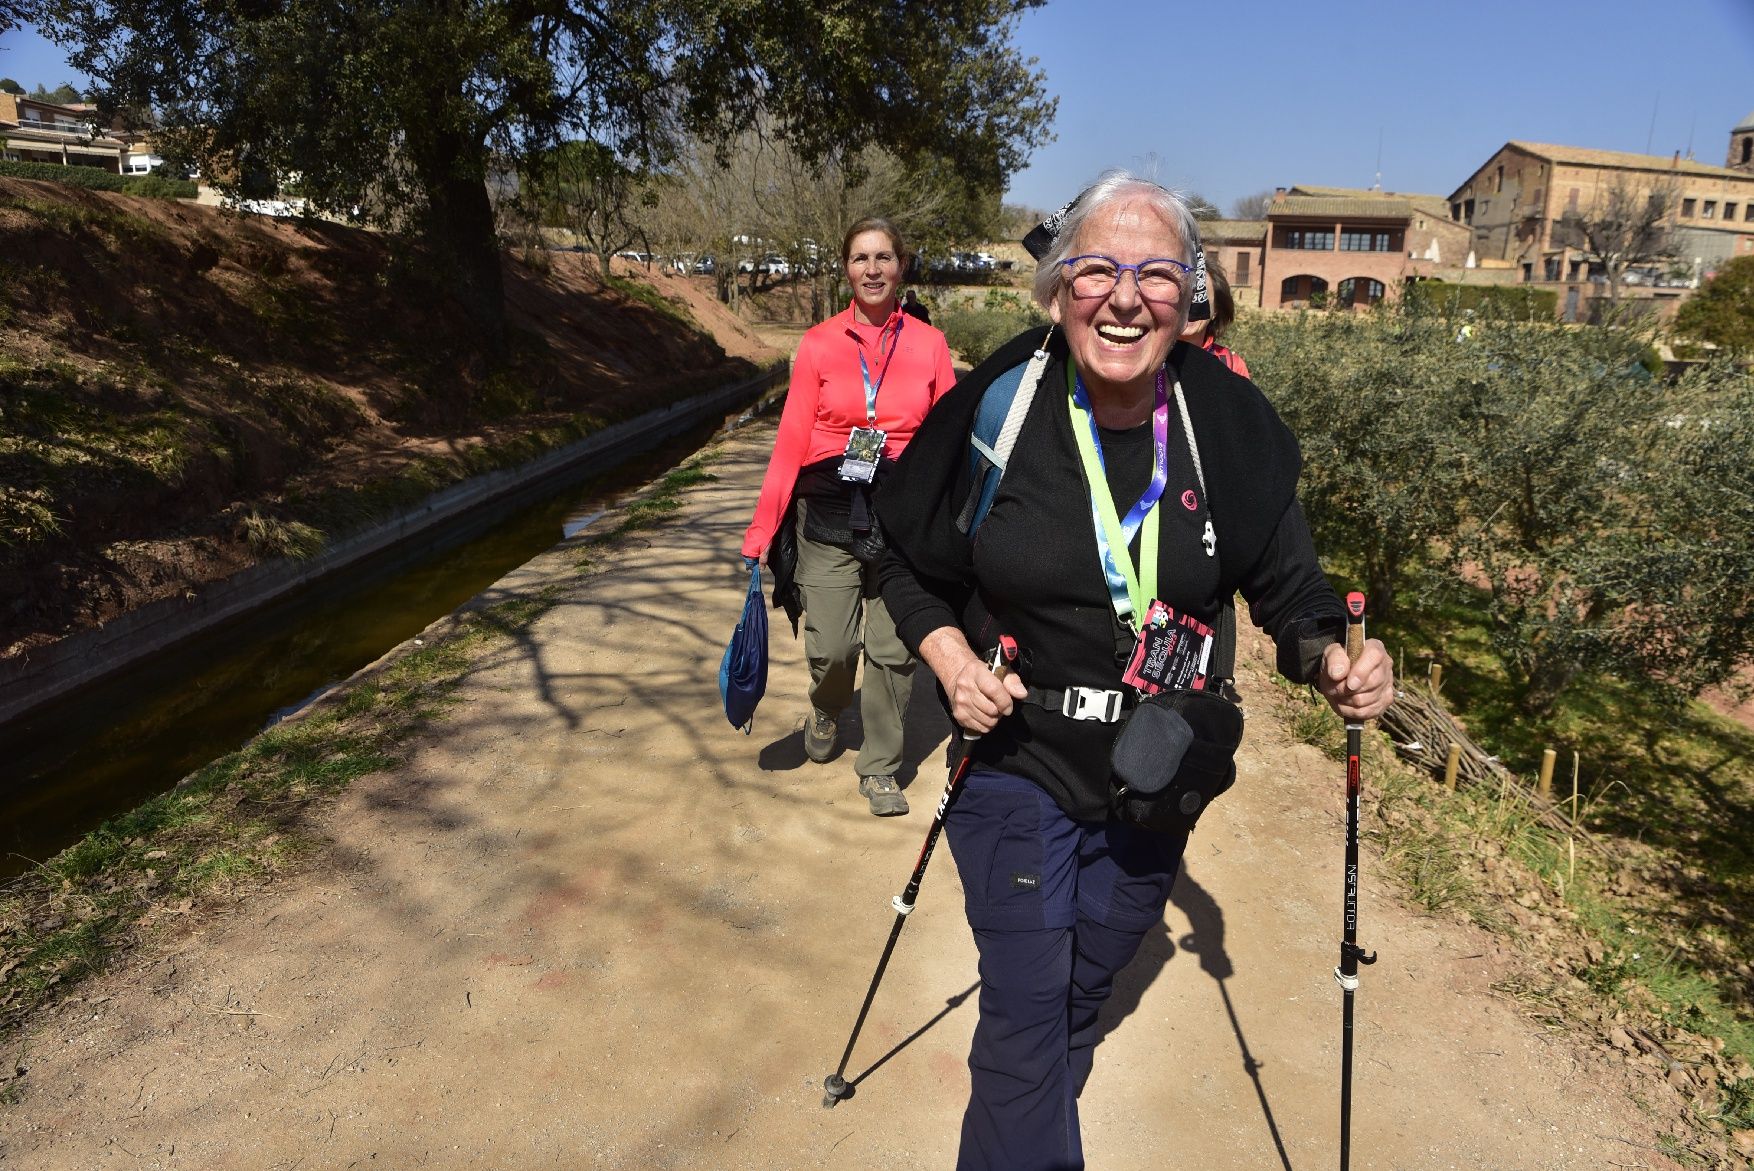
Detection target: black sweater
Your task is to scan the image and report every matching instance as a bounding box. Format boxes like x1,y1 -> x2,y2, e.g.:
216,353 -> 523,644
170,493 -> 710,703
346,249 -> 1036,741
876,327 -> 1345,821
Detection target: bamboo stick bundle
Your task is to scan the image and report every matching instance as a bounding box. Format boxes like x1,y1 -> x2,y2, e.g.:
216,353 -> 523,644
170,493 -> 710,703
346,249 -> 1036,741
1379,682 -> 1618,859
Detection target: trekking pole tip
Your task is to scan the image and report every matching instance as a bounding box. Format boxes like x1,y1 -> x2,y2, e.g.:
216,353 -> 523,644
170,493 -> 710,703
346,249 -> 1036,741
822,1073 -> 852,1108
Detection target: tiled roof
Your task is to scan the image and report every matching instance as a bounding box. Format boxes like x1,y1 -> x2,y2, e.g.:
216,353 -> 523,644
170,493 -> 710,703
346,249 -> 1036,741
1290,184 -> 1456,220
1197,219 -> 1266,243
1266,196 -> 1414,220
1507,141 -> 1750,180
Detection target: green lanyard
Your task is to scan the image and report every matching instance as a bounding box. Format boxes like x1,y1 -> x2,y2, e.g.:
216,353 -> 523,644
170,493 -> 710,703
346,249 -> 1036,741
1066,366 -> 1159,628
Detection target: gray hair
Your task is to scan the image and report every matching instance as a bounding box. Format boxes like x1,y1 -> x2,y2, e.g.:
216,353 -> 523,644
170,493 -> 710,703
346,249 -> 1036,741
1030,172 -> 1204,310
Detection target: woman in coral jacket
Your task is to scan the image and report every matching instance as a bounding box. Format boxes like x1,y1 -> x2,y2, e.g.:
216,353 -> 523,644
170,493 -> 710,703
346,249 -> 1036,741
742,217 -> 957,816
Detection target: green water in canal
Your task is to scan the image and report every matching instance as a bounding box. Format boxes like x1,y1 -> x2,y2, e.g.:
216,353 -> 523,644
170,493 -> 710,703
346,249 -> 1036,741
0,425 -> 721,879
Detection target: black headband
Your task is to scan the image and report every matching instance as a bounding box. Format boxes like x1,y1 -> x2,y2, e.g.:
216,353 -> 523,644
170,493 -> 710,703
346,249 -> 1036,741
1022,187 -> 1210,322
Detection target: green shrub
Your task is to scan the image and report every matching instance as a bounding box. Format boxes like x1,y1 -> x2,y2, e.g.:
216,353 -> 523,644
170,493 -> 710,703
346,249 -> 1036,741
939,303 -> 1047,366
0,159 -> 195,199
1405,281 -> 1558,320
122,172 -> 198,200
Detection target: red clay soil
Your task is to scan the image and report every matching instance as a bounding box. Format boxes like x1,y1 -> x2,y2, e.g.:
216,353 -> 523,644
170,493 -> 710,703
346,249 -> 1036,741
0,177 -> 782,661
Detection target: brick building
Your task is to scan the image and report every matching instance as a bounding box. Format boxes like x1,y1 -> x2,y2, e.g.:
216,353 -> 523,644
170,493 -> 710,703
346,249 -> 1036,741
1197,219 -> 1266,307
1196,187 -> 1478,312
0,93 -> 160,175
1447,113 -> 1754,320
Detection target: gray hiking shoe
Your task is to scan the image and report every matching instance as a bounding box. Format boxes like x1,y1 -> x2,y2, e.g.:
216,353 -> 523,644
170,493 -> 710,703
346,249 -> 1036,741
804,711 -> 838,763
859,775 -> 909,817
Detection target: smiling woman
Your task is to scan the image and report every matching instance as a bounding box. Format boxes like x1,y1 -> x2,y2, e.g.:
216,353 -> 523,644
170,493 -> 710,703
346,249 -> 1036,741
872,170 -> 1397,1169
739,216 -> 957,817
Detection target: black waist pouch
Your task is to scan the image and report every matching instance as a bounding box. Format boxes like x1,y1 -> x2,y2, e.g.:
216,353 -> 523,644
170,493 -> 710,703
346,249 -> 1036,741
1109,688 -> 1245,834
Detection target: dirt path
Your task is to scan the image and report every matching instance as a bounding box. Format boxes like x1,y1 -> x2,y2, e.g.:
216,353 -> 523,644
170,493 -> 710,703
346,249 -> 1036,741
1,421 -> 1682,1169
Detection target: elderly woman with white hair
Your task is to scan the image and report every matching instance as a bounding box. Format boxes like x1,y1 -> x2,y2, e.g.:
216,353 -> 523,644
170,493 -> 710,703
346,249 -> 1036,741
875,172 -> 1394,1168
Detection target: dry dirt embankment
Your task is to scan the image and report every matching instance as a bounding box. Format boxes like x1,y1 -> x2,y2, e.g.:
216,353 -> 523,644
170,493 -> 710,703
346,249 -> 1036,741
0,419 -> 1697,1169
0,176 -> 780,667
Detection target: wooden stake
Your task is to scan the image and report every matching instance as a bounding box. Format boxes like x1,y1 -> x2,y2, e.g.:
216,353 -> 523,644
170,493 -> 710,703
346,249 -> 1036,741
1428,662 -> 1443,693
1568,751 -> 1580,889
1443,743 -> 1461,792
1538,748 -> 1557,800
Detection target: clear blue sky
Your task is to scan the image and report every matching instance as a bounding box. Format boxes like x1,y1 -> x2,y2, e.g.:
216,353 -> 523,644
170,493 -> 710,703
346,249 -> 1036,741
6,0 -> 1753,215
1004,0 -> 1754,214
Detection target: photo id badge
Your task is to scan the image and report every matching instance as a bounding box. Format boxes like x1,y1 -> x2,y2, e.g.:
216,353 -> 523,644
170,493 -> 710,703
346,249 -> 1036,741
838,426 -> 886,483
1121,600 -> 1216,695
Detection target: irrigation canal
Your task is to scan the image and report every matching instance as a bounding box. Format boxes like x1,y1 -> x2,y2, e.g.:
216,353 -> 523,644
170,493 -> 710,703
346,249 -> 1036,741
0,421 -> 730,880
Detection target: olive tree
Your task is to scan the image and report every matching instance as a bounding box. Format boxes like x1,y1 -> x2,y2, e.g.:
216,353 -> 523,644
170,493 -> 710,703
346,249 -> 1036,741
1231,303 -> 1468,622
1242,304 -> 1754,716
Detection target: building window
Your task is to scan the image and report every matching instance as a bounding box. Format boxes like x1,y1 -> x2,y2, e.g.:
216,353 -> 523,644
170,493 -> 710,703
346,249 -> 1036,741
1725,203 -> 1738,221
1567,259 -> 1583,280
1682,198 -> 1696,217
1337,278 -> 1385,306
1521,262 -> 1533,281
1703,200 -> 1717,219
1339,230 -> 1392,251
1746,204 -> 1754,222
1495,165 -> 1504,192
1744,138 -> 1752,165
1235,251 -> 1250,283
1280,275 -> 1328,301
1544,257 -> 1562,281
1280,229 -> 1334,250
1451,201 -> 1463,221
1567,188 -> 1579,213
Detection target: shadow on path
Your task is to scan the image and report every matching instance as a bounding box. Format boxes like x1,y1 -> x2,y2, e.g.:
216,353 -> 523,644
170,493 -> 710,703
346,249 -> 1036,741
1172,871 -> 1296,1171
844,981 -> 981,1099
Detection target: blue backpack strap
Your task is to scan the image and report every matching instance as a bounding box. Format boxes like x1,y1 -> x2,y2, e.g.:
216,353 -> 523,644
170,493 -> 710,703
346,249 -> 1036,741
955,328 -> 1057,535
954,362 -> 1026,533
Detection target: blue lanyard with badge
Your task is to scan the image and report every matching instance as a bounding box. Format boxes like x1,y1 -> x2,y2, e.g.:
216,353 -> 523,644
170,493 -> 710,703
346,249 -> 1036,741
1067,363 -> 1219,694
839,315 -> 904,483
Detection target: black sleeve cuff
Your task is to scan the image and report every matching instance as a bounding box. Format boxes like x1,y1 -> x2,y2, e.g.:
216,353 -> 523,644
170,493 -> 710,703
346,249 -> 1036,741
1276,613 -> 1347,684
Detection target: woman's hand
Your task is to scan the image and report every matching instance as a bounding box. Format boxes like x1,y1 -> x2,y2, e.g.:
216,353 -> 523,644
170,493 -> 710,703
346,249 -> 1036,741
1314,639 -> 1395,721
919,627 -> 1029,735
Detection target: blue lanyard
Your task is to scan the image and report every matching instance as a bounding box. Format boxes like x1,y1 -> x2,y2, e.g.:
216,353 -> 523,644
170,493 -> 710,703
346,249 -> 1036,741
1067,365 -> 1170,625
856,314 -> 904,424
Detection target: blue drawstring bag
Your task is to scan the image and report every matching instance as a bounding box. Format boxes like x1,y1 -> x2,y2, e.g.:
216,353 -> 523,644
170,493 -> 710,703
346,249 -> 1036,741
719,559 -> 768,733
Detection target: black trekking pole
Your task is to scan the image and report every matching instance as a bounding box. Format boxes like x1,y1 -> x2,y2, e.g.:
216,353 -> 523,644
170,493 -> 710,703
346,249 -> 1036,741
1336,591 -> 1377,1169
822,635 -> 1019,1109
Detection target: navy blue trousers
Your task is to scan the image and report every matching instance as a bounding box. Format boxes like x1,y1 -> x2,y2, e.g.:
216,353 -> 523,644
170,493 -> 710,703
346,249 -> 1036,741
944,769 -> 1188,1171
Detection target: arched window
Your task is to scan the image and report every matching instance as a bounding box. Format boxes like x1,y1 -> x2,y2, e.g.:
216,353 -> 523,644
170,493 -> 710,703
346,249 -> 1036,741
1743,136 -> 1752,165
1339,278 -> 1387,307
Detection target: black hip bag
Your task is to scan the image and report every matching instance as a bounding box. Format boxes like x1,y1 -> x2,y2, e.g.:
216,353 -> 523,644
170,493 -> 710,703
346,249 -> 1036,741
1108,686 -> 1243,834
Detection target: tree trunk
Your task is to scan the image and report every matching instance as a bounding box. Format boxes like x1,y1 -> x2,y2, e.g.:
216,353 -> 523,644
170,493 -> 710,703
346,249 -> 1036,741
409,130 -> 507,360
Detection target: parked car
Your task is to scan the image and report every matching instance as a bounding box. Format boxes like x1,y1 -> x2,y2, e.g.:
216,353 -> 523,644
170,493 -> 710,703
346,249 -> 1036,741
757,254 -> 791,276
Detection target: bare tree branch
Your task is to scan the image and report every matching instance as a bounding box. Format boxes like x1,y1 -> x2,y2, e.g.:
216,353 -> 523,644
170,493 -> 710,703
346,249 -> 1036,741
1557,175 -> 1679,304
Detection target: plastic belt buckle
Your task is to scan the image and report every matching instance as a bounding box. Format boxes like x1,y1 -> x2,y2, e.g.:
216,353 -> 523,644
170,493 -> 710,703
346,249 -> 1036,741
1060,686 -> 1123,723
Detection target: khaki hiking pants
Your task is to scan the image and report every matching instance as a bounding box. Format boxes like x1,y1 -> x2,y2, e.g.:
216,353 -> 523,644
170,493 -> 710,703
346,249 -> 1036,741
793,503 -> 914,778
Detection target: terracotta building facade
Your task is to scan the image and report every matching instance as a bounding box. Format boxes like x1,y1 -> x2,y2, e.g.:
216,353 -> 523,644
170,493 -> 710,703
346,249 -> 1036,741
1447,115 -> 1754,319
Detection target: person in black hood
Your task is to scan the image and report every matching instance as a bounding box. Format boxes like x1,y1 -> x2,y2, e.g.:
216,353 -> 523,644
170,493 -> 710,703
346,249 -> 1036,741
875,172 -> 1395,1170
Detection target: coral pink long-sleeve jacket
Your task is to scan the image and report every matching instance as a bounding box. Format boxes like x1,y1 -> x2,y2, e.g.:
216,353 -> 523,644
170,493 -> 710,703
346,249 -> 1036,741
741,303 -> 956,558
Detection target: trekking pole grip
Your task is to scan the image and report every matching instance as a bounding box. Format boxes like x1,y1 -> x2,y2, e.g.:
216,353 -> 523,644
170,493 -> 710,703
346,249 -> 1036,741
1345,591 -> 1366,664
961,636 -> 1019,742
